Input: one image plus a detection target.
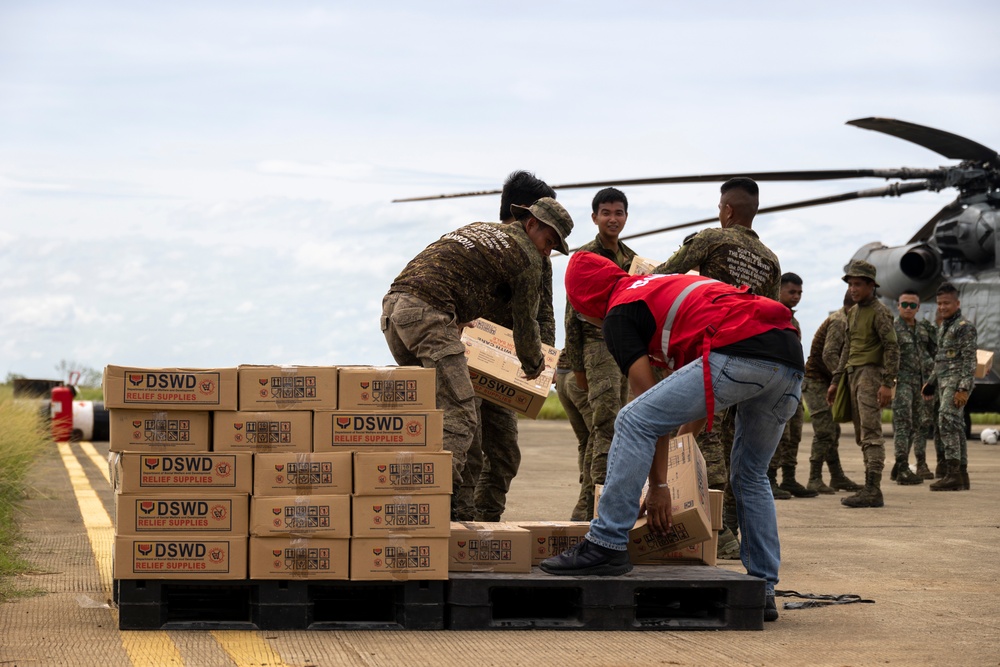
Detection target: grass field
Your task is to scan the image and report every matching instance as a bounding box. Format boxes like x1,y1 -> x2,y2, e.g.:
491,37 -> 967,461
0,386 -> 49,602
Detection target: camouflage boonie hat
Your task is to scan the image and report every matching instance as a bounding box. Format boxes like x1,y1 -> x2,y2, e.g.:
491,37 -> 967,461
510,197 -> 574,255
842,259 -> 880,288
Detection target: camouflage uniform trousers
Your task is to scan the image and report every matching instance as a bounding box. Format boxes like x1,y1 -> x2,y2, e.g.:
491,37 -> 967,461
697,414 -> 728,488
470,400 -> 520,521
583,339 -> 629,486
934,378 -> 969,466
801,378 -> 841,465
555,369 -> 595,520
770,399 -> 804,471
848,365 -> 886,475
381,292 -> 477,488
892,379 -> 930,462
453,415 -> 483,521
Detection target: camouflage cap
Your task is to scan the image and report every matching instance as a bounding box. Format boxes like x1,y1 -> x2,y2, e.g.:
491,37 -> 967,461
510,197 -> 574,255
842,259 -> 880,288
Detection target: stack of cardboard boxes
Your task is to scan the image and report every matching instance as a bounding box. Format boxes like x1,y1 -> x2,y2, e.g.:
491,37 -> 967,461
105,364 -> 451,582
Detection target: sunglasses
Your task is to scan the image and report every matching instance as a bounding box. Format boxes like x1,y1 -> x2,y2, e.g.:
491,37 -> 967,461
898,303 -> 920,310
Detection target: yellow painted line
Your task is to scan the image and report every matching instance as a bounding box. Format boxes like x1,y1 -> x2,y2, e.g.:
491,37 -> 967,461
78,440 -> 111,485
211,631 -> 291,667
58,442 -> 185,666
65,442 -> 291,667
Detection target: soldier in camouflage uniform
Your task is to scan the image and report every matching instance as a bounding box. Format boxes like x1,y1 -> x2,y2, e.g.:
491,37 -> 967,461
564,188 -> 636,503
554,349 -> 595,520
770,273 -> 817,498
382,197 -> 573,518
801,291 -> 860,493
452,171 -> 558,521
653,177 -> 780,556
827,260 -> 900,508
890,290 -> 937,485
820,291 -> 865,492
926,282 -> 978,491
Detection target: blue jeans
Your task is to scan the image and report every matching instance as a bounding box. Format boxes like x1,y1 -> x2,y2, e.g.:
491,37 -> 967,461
587,352 -> 802,594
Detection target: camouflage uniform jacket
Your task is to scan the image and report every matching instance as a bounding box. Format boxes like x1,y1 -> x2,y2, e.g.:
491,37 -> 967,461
894,316 -> 936,386
832,296 -> 899,388
389,221 -> 545,375
821,309 -> 849,381
927,309 -> 977,393
652,225 -> 781,300
564,236 -> 637,372
805,314 -> 837,384
478,256 -> 556,346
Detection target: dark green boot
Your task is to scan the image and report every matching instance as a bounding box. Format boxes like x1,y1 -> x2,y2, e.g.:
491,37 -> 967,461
960,464 -> 970,490
827,454 -> 863,492
779,464 -> 819,497
768,467 -> 792,499
895,459 -> 923,485
915,457 -> 934,480
841,471 -> 884,508
807,460 -> 835,494
930,460 -> 962,491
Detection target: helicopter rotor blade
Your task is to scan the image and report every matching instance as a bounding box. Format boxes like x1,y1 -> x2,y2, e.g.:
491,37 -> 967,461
848,117 -> 1000,164
601,181 -> 932,248
393,168 -> 940,203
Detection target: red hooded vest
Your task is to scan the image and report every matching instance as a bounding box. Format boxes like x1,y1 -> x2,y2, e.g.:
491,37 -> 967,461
566,251 -> 797,423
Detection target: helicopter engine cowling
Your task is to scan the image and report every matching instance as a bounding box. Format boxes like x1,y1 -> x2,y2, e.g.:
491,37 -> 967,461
933,203 -> 998,266
850,241 -> 941,301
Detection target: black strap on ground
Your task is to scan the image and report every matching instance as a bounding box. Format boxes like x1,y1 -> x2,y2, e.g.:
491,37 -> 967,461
774,589 -> 875,609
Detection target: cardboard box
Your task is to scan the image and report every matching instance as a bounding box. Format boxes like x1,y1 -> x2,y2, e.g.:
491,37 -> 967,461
253,452 -> 354,496
111,452 -> 253,494
249,536 -> 349,580
238,365 -> 339,410
114,493 -> 249,535
103,366 -> 237,411
628,256 -> 662,276
109,409 -> 212,452
212,411 -> 312,453
313,410 -> 444,452
250,495 -> 351,538
349,536 -> 449,581
352,451 -> 453,495
351,494 -> 451,537
515,521 -> 591,565
337,366 -> 436,410
976,349 -> 994,379
637,530 -> 719,566
461,320 -> 560,419
448,522 -> 532,573
709,488 -> 724,531
113,535 -> 247,579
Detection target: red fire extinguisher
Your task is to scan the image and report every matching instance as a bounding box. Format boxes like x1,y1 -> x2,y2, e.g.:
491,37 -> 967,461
51,386 -> 74,442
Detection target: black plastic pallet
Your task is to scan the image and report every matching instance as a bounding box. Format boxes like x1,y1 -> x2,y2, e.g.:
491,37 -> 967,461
115,579 -> 445,631
446,565 -> 765,630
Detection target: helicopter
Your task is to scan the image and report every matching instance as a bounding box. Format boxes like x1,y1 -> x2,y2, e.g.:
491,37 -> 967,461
394,117 -> 1000,416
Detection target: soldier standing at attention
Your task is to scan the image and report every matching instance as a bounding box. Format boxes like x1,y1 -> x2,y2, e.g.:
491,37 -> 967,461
769,273 -> 817,498
925,282 -> 978,491
382,198 -> 574,518
564,188 -> 637,516
453,171 -> 559,522
890,290 -> 937,485
826,260 -> 900,508
652,177 -> 781,556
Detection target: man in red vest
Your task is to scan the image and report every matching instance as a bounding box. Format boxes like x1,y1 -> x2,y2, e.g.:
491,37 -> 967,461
540,252 -> 803,623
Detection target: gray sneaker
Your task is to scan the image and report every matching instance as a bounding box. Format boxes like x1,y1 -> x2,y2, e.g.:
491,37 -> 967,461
539,538 -> 632,576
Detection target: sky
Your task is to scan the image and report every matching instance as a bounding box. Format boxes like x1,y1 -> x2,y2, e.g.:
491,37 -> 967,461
2,1 -> 998,385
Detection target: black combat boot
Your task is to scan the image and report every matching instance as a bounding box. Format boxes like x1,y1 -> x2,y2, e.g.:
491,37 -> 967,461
889,461 -> 899,482
915,456 -> 934,480
768,467 -> 792,499
827,454 -> 863,492
779,464 -> 819,497
929,460 -> 962,491
841,471 -> 884,508
960,463 -> 970,490
806,460 -> 835,494
935,460 -> 946,479
895,459 -> 923,485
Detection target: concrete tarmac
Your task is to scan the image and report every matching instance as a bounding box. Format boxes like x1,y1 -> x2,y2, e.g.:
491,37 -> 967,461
1,422 -> 998,666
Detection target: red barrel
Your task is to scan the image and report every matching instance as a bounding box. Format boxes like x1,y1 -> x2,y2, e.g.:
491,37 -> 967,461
51,386 -> 74,442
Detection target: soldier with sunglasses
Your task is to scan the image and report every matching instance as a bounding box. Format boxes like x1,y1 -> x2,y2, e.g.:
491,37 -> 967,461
891,290 -> 937,484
